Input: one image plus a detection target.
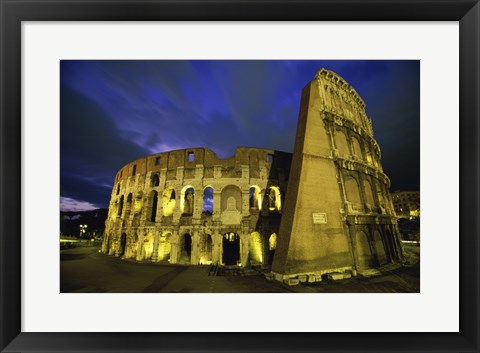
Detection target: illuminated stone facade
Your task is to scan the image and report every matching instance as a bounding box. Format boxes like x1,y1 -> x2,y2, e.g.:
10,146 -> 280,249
102,68 -> 405,281
102,147 -> 291,266
271,68 -> 404,281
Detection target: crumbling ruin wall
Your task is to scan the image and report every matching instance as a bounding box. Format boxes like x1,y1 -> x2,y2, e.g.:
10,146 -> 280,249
271,68 -> 403,281
102,147 -> 291,267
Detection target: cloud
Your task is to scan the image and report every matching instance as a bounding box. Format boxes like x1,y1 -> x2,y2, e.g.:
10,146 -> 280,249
60,197 -> 99,212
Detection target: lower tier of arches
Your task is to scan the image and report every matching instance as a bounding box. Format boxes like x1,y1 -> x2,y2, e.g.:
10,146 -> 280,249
102,227 -> 278,267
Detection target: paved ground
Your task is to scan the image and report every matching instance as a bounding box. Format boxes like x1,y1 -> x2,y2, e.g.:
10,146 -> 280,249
60,245 -> 420,293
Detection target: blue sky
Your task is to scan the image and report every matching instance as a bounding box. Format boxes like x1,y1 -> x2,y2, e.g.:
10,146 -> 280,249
60,60 -> 419,211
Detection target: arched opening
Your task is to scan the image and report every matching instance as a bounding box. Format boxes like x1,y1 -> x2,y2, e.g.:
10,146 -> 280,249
118,233 -> 127,257
249,232 -> 264,265
148,191 -> 158,222
179,233 -> 192,264
143,234 -> 154,261
116,184 -> 120,195
124,193 -> 133,219
345,176 -> 362,206
162,187 -> 176,217
181,186 -> 194,215
265,186 -> 281,212
385,230 -> 398,261
151,173 -> 160,187
199,234 -> 213,265
202,187 -> 213,214
268,233 -> 277,265
222,232 -> 240,266
117,196 -> 124,218
157,232 -> 172,262
355,230 -> 373,269
374,230 -> 388,265
363,179 -> 375,206
249,186 -> 261,210
352,136 -> 363,160
335,130 -> 350,158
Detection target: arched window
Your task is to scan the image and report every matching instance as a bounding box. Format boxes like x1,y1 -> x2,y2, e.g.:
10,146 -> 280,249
202,187 -> 213,213
149,191 -> 158,222
124,193 -> 133,218
116,184 -> 120,195
265,186 -> 281,212
181,186 -> 194,215
352,136 -> 363,160
151,173 -> 160,187
249,186 -> 261,209
335,130 -> 350,157
199,234 -> 213,264
355,230 -> 373,269
117,196 -> 124,217
345,176 -> 362,205
180,233 -> 192,264
363,179 -> 375,206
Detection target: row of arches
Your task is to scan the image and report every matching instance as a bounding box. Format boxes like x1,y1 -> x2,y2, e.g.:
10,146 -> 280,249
343,173 -> 393,212
335,128 -> 378,167
354,228 -> 401,269
110,231 -> 278,267
114,184 -> 283,222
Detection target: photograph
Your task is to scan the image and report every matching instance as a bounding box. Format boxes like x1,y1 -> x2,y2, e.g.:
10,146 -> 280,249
60,60 -> 420,293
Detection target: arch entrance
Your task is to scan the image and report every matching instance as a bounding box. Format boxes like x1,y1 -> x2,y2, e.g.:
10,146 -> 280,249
118,233 -> 127,256
179,233 -> 192,264
222,232 -> 240,266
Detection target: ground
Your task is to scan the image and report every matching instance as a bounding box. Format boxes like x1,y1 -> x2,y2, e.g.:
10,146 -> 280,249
60,245 -> 420,293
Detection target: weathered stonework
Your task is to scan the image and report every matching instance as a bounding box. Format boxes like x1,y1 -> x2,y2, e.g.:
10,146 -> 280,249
271,68 -> 404,281
102,147 -> 291,267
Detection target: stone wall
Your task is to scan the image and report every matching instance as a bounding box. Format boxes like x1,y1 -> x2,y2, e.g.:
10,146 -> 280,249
102,147 -> 291,267
271,68 -> 404,281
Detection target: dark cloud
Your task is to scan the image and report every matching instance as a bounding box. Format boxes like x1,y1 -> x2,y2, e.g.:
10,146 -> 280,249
60,60 -> 420,211
60,84 -> 150,208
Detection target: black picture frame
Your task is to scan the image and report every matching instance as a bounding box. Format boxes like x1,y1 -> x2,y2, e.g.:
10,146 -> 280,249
1,1 -> 478,352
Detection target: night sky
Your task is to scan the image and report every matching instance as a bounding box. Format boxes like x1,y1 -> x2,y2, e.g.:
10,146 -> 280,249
60,60 -> 419,212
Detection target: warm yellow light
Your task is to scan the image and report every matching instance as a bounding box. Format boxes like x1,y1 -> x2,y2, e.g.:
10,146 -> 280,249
249,232 -> 263,264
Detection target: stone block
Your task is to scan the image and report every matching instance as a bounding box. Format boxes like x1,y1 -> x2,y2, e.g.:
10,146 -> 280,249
297,275 -> 307,283
327,272 -> 351,281
307,274 -> 321,283
283,278 -> 300,286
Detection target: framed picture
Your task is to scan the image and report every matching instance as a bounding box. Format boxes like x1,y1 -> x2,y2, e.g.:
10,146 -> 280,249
1,0 -> 479,352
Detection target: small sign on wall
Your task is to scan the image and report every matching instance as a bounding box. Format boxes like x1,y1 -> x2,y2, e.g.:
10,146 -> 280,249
312,213 -> 327,224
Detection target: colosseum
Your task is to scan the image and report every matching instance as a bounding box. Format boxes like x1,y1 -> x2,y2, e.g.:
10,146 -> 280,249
102,147 -> 292,267
102,68 -> 404,283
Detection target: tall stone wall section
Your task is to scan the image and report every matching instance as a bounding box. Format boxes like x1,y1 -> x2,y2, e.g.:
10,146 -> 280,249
271,68 -> 403,281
